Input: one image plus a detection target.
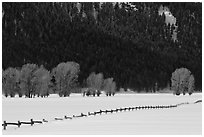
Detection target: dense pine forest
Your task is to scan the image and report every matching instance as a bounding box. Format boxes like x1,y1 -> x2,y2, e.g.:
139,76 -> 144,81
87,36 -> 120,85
2,2 -> 202,92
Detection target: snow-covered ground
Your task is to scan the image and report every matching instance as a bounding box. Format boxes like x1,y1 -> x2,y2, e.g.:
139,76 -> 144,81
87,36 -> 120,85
2,93 -> 202,135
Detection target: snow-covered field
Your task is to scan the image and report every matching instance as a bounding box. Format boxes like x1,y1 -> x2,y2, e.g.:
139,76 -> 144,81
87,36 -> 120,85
2,93 -> 202,135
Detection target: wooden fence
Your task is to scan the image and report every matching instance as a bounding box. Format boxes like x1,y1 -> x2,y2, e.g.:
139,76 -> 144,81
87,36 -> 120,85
2,119 -> 43,130
2,100 -> 201,130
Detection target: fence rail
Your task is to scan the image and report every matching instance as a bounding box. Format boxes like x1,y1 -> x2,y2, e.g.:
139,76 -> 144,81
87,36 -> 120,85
2,119 -> 43,130
2,100 -> 201,130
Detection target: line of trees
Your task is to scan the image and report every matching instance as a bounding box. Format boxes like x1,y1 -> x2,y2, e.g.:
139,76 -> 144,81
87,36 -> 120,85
2,62 -> 118,98
2,62 -> 80,98
3,63 -> 196,98
86,72 -> 116,96
2,2 -> 202,92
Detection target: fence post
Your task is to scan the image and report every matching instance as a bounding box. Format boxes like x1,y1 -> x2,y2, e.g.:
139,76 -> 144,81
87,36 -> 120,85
18,121 -> 21,127
31,119 -> 34,126
3,121 -> 6,130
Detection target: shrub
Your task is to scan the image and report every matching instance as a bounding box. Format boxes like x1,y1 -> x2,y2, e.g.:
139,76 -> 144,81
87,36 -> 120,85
171,68 -> 194,95
20,63 -> 38,98
53,62 -> 80,97
2,68 -> 20,97
119,88 -> 125,92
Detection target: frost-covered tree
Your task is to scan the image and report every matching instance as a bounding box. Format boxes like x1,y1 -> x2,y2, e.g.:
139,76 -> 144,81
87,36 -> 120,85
103,77 -> 116,96
188,75 -> 195,95
20,63 -> 38,98
53,62 -> 80,97
33,65 -> 51,97
87,72 -> 104,90
171,68 -> 191,95
85,72 -> 104,96
2,68 -> 20,97
103,78 -> 112,96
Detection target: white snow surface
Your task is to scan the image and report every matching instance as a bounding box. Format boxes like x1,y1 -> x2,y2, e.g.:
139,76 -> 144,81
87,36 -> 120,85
2,93 -> 202,135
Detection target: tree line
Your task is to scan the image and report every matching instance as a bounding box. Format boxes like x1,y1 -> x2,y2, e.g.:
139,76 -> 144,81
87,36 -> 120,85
2,2 -> 202,92
2,62 -> 117,98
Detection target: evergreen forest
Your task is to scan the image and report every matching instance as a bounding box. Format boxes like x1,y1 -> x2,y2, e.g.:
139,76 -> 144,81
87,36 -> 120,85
2,2 -> 202,92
